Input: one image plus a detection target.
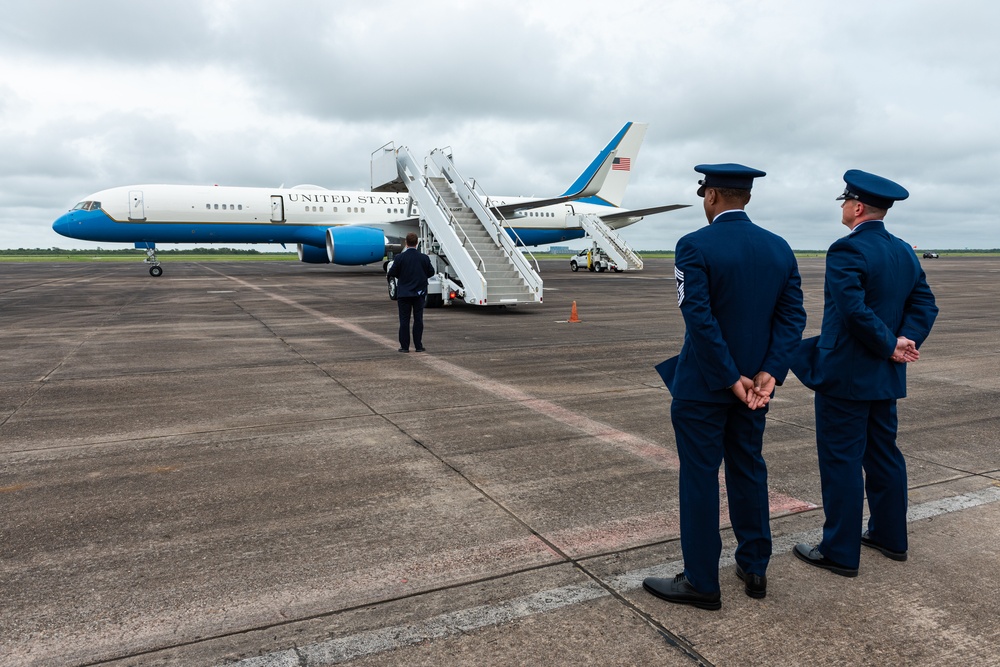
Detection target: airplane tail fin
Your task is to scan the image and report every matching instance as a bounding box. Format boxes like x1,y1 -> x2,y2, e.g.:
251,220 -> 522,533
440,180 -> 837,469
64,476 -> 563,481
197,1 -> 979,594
561,122 -> 648,208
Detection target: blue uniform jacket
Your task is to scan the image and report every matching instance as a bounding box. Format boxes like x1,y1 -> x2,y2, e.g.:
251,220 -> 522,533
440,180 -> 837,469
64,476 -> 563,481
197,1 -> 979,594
790,220 -> 938,400
387,247 -> 434,298
664,211 -> 806,403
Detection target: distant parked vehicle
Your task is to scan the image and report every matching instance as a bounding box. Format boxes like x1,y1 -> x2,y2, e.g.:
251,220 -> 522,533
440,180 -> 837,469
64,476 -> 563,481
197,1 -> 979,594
570,248 -> 621,273
923,252 -> 939,259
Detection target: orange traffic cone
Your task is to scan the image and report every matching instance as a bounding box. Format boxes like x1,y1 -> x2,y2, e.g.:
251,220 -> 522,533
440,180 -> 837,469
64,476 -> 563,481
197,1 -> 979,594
568,300 -> 580,323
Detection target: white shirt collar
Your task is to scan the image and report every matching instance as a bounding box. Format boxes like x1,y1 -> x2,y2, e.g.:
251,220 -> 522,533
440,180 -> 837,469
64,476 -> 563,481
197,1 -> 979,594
711,209 -> 744,223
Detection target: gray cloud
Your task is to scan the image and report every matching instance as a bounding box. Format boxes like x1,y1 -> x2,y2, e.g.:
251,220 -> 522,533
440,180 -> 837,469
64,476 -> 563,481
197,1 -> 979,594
1,0 -> 998,251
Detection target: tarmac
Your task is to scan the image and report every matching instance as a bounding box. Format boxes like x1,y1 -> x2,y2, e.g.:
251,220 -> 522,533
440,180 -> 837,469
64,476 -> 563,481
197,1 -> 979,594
1,256 -> 998,666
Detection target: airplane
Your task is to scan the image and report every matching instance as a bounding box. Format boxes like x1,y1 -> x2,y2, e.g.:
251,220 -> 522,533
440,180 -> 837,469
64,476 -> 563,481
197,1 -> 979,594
52,122 -> 689,277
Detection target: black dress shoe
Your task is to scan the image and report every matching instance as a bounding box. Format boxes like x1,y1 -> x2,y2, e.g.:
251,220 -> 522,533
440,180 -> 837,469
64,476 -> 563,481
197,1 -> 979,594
398,348 -> 409,353
415,347 -> 426,352
793,543 -> 858,577
643,574 -> 721,610
735,565 -> 767,599
861,530 -> 907,561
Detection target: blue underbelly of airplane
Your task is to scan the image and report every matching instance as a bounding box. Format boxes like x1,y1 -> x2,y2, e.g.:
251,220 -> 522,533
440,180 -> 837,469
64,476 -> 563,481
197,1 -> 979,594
52,210 -> 587,248
52,211 -> 330,245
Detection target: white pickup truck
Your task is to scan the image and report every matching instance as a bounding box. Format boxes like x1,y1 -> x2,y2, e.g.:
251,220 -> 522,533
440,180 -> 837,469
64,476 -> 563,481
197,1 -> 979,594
569,248 -> 620,273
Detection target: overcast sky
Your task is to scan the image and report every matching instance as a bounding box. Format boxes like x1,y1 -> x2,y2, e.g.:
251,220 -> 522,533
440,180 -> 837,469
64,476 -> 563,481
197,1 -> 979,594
2,0 -> 998,252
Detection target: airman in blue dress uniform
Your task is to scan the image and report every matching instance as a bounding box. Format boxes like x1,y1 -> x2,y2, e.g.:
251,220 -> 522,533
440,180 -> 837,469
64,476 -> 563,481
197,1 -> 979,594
791,170 -> 938,577
644,164 -> 806,609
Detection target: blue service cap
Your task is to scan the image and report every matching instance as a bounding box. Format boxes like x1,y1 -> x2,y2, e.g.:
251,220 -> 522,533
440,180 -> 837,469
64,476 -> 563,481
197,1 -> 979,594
836,169 -> 909,209
695,163 -> 766,197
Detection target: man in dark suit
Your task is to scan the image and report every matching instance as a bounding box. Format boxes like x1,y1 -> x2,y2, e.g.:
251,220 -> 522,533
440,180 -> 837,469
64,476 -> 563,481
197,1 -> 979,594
791,170 -> 937,576
387,232 -> 435,353
643,164 -> 806,610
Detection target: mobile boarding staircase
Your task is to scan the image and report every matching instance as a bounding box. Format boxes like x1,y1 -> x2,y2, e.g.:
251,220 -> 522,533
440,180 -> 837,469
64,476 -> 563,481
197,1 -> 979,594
371,144 -> 543,307
572,213 -> 644,272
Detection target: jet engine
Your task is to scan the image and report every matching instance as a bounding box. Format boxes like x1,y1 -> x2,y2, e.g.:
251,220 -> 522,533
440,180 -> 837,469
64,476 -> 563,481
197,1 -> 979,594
296,226 -> 387,265
326,226 -> 387,265
297,243 -> 330,264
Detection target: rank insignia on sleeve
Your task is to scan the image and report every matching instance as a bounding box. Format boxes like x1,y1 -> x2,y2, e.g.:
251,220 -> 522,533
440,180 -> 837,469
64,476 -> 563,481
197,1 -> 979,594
675,266 -> 685,307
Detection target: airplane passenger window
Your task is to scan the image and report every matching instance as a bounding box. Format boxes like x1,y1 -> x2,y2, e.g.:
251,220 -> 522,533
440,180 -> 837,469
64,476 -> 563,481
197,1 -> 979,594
238,205 -> 242,210
361,207 -> 365,213
206,204 -> 211,209
214,204 -> 219,209
333,207 -> 338,213
320,207 -> 324,212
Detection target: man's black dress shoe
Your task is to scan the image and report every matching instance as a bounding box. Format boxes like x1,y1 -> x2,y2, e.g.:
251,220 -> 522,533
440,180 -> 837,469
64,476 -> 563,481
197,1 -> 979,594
398,348 -> 409,353
861,530 -> 907,561
415,347 -> 426,352
642,574 -> 721,610
735,565 -> 767,599
793,543 -> 858,577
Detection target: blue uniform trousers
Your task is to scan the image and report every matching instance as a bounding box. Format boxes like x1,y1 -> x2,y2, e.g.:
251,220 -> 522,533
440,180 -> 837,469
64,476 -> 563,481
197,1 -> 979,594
397,295 -> 425,350
815,394 -> 908,568
671,398 -> 771,594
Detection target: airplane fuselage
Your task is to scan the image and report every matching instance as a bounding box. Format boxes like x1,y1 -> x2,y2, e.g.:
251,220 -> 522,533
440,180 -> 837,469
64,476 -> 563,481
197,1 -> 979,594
53,183 -> 642,251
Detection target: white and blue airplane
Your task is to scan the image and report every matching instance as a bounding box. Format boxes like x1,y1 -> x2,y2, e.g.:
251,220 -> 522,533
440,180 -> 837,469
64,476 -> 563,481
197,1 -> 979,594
52,122 -> 688,276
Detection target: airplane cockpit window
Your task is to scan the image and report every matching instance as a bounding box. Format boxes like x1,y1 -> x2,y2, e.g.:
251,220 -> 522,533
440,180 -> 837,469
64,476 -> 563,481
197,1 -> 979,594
72,201 -> 102,211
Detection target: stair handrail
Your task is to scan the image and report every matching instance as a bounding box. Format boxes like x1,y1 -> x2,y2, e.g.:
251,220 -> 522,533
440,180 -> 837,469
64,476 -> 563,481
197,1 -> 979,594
577,213 -> 644,270
395,146 -> 488,302
476,191 -> 542,274
422,175 -> 488,273
428,150 -> 542,298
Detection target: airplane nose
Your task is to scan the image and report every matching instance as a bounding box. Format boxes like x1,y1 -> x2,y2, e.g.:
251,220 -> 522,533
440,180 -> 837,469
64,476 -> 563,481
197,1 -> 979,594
52,211 -> 74,237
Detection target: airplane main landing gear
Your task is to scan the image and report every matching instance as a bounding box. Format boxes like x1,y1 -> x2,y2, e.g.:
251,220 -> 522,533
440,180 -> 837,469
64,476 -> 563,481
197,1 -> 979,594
144,247 -> 163,277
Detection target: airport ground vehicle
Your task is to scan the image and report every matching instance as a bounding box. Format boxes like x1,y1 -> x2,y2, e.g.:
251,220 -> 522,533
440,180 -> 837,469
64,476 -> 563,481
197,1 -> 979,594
923,252 -> 939,258
569,248 -> 621,273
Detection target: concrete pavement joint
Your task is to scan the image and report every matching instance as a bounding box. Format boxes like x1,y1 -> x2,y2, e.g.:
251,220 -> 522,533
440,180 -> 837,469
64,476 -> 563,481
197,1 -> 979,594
212,270 -> 814,516
219,486 -> 1000,666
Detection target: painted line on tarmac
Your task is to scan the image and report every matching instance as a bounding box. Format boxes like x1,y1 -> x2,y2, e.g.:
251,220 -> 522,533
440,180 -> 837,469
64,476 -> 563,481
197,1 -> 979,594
214,271 -> 814,523
226,485 -> 1000,666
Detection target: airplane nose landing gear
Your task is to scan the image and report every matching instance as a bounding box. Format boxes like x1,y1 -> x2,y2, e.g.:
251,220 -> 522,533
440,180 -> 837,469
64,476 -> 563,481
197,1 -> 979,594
143,247 -> 163,277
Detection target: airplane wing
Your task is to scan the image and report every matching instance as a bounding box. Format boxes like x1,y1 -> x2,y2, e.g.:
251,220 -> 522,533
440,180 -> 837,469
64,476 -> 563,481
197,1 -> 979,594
599,204 -> 691,222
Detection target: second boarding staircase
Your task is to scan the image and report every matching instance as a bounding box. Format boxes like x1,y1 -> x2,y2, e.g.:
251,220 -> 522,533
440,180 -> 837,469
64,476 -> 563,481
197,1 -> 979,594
372,144 -> 542,306
573,213 -> 644,272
